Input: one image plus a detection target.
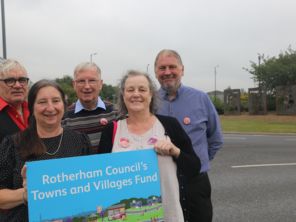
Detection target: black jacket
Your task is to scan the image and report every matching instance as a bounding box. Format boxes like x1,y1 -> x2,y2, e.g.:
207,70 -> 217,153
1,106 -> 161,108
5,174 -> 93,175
0,108 -> 20,143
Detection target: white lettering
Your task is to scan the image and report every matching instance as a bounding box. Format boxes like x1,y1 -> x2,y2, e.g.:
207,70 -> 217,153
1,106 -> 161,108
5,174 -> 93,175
30,189 -> 67,200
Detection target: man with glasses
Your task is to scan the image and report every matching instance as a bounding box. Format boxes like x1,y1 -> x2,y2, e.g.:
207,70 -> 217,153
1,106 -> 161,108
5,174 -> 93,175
0,59 -> 30,142
63,62 -> 118,154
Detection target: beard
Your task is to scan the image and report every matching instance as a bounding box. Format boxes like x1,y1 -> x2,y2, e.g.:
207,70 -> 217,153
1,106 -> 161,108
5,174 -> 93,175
161,81 -> 180,96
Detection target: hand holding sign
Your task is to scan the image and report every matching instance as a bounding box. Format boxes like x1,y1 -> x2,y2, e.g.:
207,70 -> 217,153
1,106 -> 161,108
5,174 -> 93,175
21,165 -> 28,204
154,136 -> 181,158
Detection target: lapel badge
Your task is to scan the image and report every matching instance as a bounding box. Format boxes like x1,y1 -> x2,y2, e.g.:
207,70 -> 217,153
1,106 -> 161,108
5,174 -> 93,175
100,118 -> 108,125
119,137 -> 130,148
183,117 -> 191,125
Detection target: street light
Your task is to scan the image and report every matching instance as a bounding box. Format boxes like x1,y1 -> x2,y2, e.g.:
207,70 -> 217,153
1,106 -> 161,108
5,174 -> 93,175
214,65 -> 219,102
258,54 -> 262,88
1,0 -> 7,59
90,52 -> 97,63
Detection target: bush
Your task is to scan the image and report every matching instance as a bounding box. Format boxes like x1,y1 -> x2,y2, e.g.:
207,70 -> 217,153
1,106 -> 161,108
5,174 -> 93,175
210,96 -> 224,114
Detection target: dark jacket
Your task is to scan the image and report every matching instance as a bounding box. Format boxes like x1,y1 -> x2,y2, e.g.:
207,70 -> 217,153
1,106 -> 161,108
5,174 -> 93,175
0,109 -> 20,143
98,114 -> 201,222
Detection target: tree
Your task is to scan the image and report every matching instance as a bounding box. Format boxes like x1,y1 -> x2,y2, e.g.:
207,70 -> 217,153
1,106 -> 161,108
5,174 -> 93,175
100,84 -> 118,103
244,47 -> 296,95
210,96 -> 224,114
55,75 -> 76,105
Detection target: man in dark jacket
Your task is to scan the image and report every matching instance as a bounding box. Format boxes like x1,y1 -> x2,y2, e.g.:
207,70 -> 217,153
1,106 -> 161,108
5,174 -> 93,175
0,59 -> 30,142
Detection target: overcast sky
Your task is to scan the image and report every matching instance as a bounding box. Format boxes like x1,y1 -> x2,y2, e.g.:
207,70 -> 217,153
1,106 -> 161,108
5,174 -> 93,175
2,0 -> 296,92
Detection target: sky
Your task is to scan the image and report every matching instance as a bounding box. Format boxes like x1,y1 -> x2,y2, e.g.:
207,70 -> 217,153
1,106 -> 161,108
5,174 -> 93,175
1,0 -> 296,92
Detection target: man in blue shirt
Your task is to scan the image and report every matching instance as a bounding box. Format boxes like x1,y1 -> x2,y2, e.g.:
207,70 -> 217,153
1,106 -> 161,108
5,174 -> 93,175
154,49 -> 223,222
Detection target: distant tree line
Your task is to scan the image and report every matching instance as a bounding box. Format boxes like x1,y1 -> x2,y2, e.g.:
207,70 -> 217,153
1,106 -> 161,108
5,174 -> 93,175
211,46 -> 296,114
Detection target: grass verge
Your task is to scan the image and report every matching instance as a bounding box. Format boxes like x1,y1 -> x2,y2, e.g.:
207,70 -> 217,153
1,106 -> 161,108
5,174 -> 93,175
220,114 -> 296,134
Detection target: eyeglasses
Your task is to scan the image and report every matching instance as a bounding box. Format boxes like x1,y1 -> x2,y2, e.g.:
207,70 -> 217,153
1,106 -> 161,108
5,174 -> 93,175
75,79 -> 100,86
0,77 -> 30,87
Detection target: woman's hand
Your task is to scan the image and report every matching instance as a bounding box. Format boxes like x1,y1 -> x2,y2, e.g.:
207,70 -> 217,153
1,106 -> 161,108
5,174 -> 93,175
21,165 -> 27,204
0,166 -> 27,209
154,137 -> 181,158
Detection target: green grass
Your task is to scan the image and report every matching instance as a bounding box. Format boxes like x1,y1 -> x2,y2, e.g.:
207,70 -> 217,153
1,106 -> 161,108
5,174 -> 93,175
220,114 -> 296,133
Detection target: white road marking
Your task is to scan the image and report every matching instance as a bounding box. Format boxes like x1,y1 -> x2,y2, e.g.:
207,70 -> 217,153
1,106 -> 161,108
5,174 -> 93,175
224,137 -> 246,140
231,163 -> 296,168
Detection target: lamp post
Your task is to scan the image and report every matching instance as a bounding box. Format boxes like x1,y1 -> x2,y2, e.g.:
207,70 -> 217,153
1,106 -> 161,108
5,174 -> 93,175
146,64 -> 150,73
214,65 -> 219,102
258,54 -> 261,88
90,52 -> 97,63
1,0 -> 7,59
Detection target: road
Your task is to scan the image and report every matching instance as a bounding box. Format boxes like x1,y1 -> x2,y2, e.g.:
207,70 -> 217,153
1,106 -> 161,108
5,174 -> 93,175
210,134 -> 296,222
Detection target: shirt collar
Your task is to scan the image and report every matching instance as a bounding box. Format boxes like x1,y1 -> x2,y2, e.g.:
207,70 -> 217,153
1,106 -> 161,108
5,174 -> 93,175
74,97 -> 106,113
0,96 -> 28,112
0,97 -> 8,111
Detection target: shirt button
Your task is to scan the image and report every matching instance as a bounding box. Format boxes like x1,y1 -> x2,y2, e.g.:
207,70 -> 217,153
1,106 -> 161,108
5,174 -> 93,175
181,186 -> 184,189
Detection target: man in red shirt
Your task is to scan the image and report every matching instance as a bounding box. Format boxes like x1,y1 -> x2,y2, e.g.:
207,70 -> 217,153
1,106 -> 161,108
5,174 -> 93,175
0,59 -> 30,142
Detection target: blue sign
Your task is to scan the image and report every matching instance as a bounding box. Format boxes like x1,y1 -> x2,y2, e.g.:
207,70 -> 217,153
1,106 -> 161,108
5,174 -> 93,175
27,149 -> 164,222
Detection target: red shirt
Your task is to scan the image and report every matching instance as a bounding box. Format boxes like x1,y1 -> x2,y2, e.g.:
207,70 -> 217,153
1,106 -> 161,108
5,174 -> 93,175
0,97 -> 29,131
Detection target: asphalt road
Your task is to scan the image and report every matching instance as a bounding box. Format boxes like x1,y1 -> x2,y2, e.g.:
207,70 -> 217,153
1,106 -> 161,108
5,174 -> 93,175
210,134 -> 296,222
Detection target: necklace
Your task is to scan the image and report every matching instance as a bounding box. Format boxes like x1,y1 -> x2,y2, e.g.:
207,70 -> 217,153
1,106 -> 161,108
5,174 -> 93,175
45,130 -> 64,156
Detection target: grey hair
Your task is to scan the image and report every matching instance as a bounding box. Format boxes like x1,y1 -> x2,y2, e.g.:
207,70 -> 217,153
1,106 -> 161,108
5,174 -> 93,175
73,62 -> 101,79
154,49 -> 183,69
0,59 -> 27,78
118,70 -> 159,115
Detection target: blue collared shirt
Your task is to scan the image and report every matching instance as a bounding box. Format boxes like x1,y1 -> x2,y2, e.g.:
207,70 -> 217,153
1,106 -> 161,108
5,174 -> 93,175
157,84 -> 223,172
74,97 -> 106,113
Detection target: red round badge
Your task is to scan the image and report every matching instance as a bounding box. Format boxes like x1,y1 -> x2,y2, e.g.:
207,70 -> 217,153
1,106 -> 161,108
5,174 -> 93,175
100,118 -> 108,125
183,117 -> 191,125
119,137 -> 130,148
